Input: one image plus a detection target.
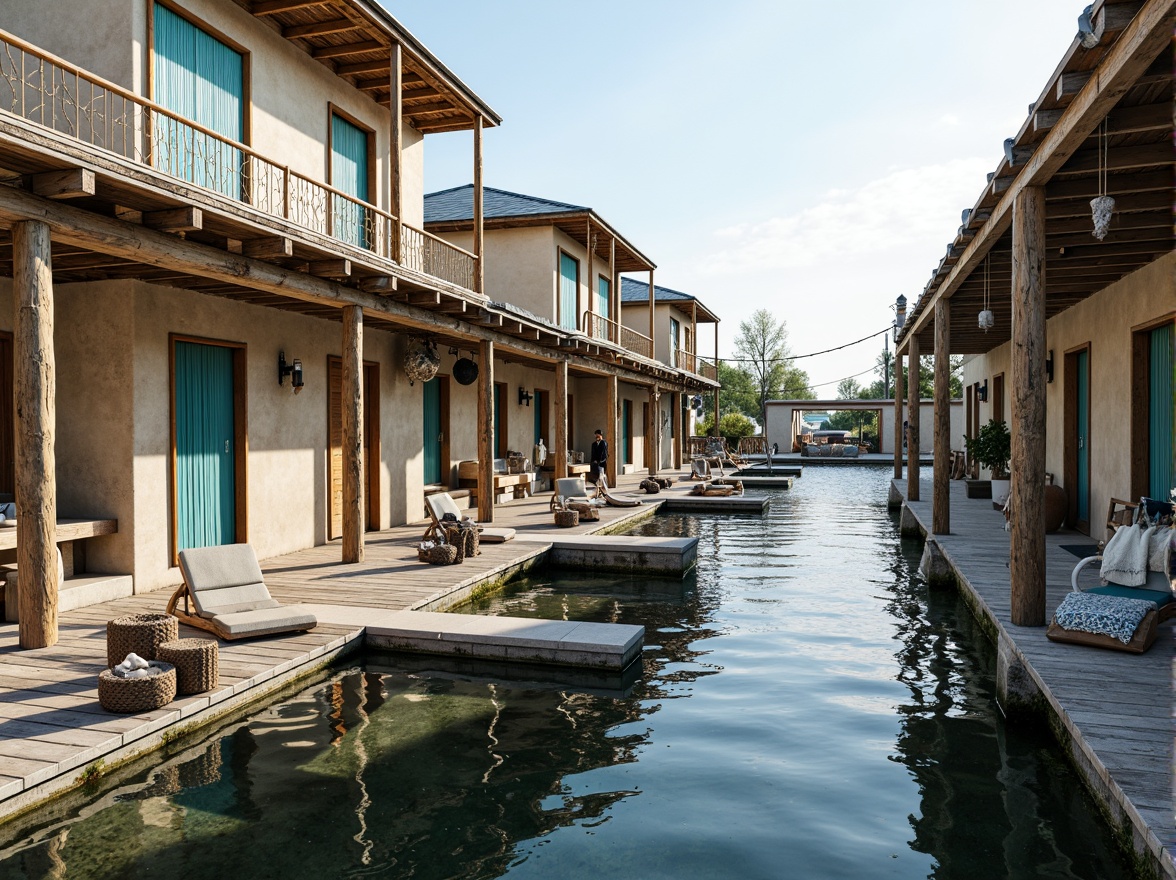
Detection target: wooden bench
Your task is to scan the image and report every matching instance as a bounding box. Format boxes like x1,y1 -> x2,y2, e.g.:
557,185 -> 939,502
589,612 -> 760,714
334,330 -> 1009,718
0,518 -> 117,577
541,463 -> 591,477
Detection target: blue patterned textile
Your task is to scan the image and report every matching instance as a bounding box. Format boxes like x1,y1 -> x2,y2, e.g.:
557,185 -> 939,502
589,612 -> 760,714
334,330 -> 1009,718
1054,592 -> 1156,644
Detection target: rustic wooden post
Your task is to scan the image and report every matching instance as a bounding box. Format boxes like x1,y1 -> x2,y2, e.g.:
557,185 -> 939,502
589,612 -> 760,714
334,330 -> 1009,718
14,220 -> 58,649
609,239 -> 617,343
647,270 -> 655,357
389,43 -> 403,263
712,321 -> 720,437
672,391 -> 682,469
584,218 -> 592,334
554,360 -> 568,479
907,334 -> 921,501
477,339 -> 494,522
893,351 -> 905,479
342,305 -> 364,563
648,387 -> 661,477
1010,185 -> 1047,626
472,115 -> 484,295
933,300 -> 951,534
606,375 -> 618,487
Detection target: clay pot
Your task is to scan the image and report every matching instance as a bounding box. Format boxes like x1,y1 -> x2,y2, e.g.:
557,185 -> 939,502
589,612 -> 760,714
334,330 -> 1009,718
1044,484 -> 1068,532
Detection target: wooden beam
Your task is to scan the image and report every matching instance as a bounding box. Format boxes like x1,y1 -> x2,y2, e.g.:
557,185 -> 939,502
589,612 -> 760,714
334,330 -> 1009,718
358,275 -> 394,293
932,299 -> 950,535
142,206 -> 202,233
1009,186 -> 1047,626
403,101 -> 459,116
390,42 -> 403,263
554,360 -> 568,484
906,333 -> 920,501
336,58 -> 390,76
12,220 -> 58,649
312,40 -> 382,58
477,339 -> 494,522
355,78 -> 387,93
242,236 -> 294,260
252,0 -> 326,15
403,86 -> 442,102
283,18 -> 357,39
1055,71 -> 1092,102
307,258 -> 351,277
341,304 -> 364,563
31,169 -> 94,200
893,351 -> 905,479
1058,141 -> 1173,175
648,387 -> 661,477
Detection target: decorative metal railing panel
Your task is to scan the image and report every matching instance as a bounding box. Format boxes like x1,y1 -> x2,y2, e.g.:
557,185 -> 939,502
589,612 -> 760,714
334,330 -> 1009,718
0,29 -> 475,292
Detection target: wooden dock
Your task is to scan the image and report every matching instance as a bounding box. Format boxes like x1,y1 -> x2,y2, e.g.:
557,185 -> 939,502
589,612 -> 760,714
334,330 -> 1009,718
894,478 -> 1174,879
0,471 -> 747,822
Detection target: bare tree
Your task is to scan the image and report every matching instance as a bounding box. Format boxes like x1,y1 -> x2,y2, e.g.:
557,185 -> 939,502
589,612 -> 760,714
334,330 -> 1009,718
733,309 -> 798,427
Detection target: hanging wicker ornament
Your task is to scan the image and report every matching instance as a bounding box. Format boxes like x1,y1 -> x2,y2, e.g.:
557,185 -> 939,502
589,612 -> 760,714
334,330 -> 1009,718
1090,118 -> 1114,241
404,338 -> 439,385
452,357 -> 479,386
978,254 -> 994,332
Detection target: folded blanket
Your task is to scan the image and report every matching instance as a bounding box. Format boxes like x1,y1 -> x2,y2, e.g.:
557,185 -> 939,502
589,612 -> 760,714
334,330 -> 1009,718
1054,592 -> 1156,644
1101,523 -> 1151,587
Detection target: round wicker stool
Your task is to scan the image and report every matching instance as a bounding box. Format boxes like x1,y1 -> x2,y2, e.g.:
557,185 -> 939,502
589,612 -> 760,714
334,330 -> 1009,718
157,638 -> 219,695
107,613 -> 179,667
98,662 -> 176,713
554,509 -> 579,528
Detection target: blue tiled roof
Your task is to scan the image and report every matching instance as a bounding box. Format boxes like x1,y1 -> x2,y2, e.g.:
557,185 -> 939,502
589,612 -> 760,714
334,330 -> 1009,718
424,185 -> 587,224
619,276 -> 697,304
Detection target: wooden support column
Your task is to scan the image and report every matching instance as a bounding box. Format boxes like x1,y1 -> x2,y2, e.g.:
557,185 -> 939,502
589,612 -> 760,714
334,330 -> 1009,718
648,387 -> 661,477
341,305 -> 364,563
648,270 -> 655,356
893,352 -> 905,479
554,360 -> 568,480
389,43 -> 403,263
672,391 -> 682,469
933,300 -> 951,535
472,115 -> 484,295
477,339 -> 494,522
584,218 -> 592,334
712,321 -> 720,437
609,239 -> 617,343
606,375 -> 618,487
907,334 -> 921,501
1010,185 -> 1047,626
14,220 -> 58,649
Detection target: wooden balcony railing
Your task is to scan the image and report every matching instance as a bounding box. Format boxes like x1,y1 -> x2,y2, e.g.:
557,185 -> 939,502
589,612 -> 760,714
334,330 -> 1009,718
674,349 -> 698,374
698,359 -> 718,381
580,312 -> 653,359
0,28 -> 476,291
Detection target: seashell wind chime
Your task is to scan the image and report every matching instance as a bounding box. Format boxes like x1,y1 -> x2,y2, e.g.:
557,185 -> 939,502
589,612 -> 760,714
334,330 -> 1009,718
1090,118 -> 1114,241
977,253 -> 994,332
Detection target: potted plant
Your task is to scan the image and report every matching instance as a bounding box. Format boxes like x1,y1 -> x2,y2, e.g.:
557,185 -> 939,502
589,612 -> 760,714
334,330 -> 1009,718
964,419 -> 1011,505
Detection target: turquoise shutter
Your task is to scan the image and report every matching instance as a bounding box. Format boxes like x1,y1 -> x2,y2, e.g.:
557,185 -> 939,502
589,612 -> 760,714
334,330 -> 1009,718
533,391 -> 543,445
559,253 -> 578,331
596,277 -> 609,324
670,317 -> 680,364
493,384 -> 502,456
422,377 -> 441,484
153,5 -> 243,199
1076,350 -> 1090,524
331,114 -> 369,248
1149,324 -> 1173,499
175,342 -> 236,551
621,400 -> 632,464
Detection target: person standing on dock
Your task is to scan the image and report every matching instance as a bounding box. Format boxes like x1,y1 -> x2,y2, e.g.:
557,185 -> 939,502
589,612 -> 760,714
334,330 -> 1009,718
590,429 -> 608,485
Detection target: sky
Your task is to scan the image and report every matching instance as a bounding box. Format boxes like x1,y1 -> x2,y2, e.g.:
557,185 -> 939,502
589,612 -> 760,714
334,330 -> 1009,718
389,1 -> 1084,395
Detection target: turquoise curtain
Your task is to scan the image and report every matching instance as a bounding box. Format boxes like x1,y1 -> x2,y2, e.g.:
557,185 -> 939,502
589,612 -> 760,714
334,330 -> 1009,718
153,5 -> 243,198
670,317 -> 680,364
1149,324 -> 1173,499
621,400 -> 632,464
331,114 -> 369,248
422,377 -> 441,484
533,391 -> 543,445
493,384 -> 501,457
559,253 -> 578,331
1076,350 -> 1089,524
175,342 -> 236,551
596,277 -> 609,325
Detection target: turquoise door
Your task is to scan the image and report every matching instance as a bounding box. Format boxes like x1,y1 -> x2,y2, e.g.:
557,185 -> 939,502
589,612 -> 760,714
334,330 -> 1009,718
423,377 -> 441,485
1149,324 -> 1173,499
596,277 -> 609,332
153,5 -> 243,198
331,113 -> 369,248
493,384 -> 502,457
621,399 -> 632,465
1076,350 -> 1089,526
559,252 -> 578,330
174,341 -> 236,551
533,391 -> 543,445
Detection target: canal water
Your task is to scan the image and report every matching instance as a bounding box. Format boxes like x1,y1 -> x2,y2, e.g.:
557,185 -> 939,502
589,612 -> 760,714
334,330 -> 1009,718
0,468 -> 1131,879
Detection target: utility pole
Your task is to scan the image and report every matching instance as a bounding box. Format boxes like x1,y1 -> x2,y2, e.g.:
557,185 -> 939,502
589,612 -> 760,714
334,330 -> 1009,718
884,334 -> 891,400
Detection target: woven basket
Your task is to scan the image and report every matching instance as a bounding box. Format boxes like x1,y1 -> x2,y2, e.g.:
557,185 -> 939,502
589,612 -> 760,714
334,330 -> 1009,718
98,663 -> 177,713
157,638 -> 219,695
554,509 -> 579,528
418,544 -> 457,565
107,613 -> 179,667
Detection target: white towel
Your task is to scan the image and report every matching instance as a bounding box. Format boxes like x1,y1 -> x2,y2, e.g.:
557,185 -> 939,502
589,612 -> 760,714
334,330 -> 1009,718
1101,523 -> 1151,587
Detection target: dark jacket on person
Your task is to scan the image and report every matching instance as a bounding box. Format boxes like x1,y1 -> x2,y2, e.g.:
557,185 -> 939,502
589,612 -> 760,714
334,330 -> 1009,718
590,438 -> 608,467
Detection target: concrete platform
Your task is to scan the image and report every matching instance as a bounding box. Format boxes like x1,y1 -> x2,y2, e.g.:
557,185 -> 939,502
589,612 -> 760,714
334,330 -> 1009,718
301,607 -> 644,670
514,533 -> 697,575
736,463 -> 803,477
662,495 -> 770,514
734,476 -> 794,489
5,573 -> 133,622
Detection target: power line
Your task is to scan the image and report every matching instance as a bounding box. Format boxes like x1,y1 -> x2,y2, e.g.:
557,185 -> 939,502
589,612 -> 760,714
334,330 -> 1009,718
803,366 -> 878,394
716,326 -> 890,365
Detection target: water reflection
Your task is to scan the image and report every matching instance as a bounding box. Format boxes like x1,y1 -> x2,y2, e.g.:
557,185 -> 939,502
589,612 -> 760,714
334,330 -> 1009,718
0,469 -> 1132,879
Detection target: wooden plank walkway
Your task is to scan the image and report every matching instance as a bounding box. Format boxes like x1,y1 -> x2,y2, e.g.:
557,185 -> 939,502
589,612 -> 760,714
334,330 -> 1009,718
895,478 -> 1174,879
0,471 -> 707,822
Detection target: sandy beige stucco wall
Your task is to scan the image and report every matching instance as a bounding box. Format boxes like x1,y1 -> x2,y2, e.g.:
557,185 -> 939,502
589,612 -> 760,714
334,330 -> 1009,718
960,251 -> 1175,535
5,0 -> 142,91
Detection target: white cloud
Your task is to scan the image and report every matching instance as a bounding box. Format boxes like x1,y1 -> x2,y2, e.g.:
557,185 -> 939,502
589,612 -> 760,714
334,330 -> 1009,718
696,158 -> 990,276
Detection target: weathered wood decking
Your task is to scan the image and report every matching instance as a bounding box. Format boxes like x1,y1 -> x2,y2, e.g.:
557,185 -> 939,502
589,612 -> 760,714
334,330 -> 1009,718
0,472 -> 703,822
895,478 -> 1174,879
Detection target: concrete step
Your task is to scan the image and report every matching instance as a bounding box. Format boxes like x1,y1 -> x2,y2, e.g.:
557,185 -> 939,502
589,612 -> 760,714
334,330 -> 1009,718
5,573 -> 134,622
661,495 -> 770,514
514,533 -> 697,576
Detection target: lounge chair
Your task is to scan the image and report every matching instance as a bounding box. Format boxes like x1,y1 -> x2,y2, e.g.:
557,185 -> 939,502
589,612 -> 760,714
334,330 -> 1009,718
688,458 -> 711,481
426,492 -> 515,543
166,543 -> 317,641
594,476 -> 649,508
550,477 -> 603,512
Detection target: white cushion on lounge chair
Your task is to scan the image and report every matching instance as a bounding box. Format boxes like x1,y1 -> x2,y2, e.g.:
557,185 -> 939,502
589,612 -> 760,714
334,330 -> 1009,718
479,527 -> 516,543
426,493 -> 463,523
207,605 -> 319,639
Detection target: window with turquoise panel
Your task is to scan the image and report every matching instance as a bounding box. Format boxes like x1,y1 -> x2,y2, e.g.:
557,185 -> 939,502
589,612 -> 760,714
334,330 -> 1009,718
331,113 -> 370,249
670,317 -> 680,367
153,5 -> 243,199
1148,323 -> 1173,499
559,252 -> 579,331
596,276 -> 610,337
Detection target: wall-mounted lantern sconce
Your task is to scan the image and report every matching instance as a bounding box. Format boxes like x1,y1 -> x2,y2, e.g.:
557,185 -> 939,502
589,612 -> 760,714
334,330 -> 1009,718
278,351 -> 304,394
518,387 -> 533,407
1045,350 -> 1054,383
977,379 -> 988,402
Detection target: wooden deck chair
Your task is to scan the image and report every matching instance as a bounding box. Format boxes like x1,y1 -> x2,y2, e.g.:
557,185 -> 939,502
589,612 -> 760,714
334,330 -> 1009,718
551,477 -> 601,512
594,475 -> 647,508
426,492 -> 515,543
688,458 -> 711,481
166,543 -> 317,641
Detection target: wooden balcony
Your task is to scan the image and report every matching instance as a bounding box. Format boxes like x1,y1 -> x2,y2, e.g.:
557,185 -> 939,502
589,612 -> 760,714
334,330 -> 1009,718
582,311 -> 653,360
0,27 -> 477,294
